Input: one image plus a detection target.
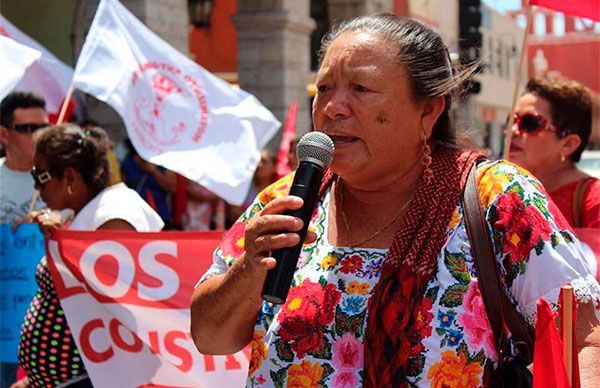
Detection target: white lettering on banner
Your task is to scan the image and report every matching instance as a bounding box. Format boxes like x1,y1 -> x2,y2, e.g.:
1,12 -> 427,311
79,318 -> 250,373
80,241 -> 135,298
138,241 -> 179,301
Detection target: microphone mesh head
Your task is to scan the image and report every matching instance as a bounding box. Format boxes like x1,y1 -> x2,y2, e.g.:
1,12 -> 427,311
296,132 -> 334,168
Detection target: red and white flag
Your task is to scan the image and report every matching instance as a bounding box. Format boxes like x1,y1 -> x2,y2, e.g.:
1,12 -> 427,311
47,229 -> 249,387
530,0 -> 600,22
0,14 -> 74,112
72,0 -> 280,205
0,35 -> 41,101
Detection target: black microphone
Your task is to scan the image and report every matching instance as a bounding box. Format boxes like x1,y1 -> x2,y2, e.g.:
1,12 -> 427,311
261,132 -> 334,304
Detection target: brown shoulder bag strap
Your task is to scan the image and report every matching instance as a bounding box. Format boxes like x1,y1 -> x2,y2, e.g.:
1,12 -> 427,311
463,161 -> 535,363
572,178 -> 592,228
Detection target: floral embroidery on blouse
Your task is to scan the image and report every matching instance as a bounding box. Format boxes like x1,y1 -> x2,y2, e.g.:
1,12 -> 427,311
205,161 -> 600,387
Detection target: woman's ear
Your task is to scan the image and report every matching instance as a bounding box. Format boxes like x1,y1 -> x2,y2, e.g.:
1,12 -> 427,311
562,133 -> 582,159
62,166 -> 79,187
421,96 -> 446,139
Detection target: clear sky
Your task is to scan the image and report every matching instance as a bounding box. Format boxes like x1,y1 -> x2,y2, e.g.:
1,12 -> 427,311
482,0 -> 522,13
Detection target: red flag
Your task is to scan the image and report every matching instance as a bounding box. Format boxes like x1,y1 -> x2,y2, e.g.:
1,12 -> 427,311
530,0 -> 600,22
533,298 -> 569,388
276,102 -> 298,178
48,96 -> 76,124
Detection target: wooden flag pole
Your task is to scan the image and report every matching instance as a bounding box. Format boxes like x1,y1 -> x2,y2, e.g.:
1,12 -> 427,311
502,4 -> 533,160
56,85 -> 74,125
560,284 -> 574,386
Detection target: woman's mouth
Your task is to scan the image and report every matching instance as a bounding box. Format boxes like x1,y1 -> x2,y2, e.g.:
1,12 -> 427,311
329,135 -> 358,146
509,144 -> 522,153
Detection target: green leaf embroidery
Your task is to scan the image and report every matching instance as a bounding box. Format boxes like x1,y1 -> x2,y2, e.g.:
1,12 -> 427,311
308,337 -> 332,360
444,252 -> 471,284
318,276 -> 328,288
407,354 -> 426,377
425,286 -> 440,302
551,233 -> 560,248
439,283 -> 469,307
534,236 -> 545,256
334,306 -> 366,337
560,231 -> 574,244
270,368 -> 287,388
274,338 -> 294,363
320,363 -> 335,386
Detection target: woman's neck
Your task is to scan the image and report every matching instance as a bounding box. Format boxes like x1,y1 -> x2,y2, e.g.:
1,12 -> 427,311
70,187 -> 99,215
340,159 -> 422,206
535,163 -> 587,192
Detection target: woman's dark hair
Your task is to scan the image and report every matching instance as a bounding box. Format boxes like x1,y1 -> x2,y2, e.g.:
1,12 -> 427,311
318,13 -> 479,148
525,77 -> 593,162
34,124 -> 111,194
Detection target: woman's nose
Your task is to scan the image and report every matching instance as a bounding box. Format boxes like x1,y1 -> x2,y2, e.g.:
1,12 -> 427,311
504,122 -> 520,136
323,91 -> 351,120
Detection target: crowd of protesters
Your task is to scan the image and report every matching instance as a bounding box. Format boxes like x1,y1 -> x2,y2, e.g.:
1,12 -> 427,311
1,65 -> 599,386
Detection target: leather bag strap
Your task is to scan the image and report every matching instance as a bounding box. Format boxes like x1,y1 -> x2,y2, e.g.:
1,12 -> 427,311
463,162 -> 534,362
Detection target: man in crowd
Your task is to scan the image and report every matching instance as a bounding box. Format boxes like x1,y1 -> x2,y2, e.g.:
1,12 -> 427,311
0,91 -> 48,387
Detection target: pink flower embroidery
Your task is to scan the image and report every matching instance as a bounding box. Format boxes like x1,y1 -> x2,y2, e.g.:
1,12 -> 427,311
457,280 -> 497,361
220,221 -> 246,258
332,333 -> 363,369
333,371 -> 359,388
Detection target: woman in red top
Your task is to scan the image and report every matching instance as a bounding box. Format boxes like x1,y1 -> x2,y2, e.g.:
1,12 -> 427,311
508,77 -> 599,228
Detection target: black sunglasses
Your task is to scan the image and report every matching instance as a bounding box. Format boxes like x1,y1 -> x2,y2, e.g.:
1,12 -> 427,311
31,167 -> 53,187
10,123 -> 47,134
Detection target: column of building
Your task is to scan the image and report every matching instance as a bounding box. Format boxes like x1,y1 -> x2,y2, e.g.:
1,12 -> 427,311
233,0 -> 315,144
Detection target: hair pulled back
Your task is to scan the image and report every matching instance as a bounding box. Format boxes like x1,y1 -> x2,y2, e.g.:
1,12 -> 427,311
34,124 -> 111,194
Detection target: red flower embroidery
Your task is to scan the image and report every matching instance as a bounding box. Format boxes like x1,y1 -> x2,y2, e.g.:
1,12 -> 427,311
339,255 -> 364,274
220,221 -> 246,258
494,192 -> 553,265
278,279 -> 342,358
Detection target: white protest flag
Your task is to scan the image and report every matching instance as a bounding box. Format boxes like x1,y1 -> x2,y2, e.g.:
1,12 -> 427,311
72,0 -> 280,205
0,35 -> 41,101
0,14 -> 73,112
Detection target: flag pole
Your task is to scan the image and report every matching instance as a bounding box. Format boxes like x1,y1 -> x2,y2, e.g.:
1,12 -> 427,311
502,3 -> 533,160
56,85 -> 74,125
560,284 -> 574,386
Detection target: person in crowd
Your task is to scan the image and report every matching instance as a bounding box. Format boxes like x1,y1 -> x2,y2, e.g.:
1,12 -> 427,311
227,149 -> 279,224
181,178 -> 222,231
121,140 -> 179,229
190,14 -> 600,387
0,92 -> 49,388
0,92 -> 49,225
15,124 -> 163,387
287,135 -> 300,171
507,77 -> 599,228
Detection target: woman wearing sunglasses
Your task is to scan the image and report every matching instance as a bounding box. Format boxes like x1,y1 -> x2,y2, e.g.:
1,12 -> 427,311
16,124 -> 163,387
508,77 -> 599,228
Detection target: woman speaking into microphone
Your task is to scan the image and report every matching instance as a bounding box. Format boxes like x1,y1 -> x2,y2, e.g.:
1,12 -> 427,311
191,14 -> 600,387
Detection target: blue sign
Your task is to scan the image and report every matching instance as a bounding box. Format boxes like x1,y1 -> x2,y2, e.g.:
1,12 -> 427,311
0,223 -> 45,363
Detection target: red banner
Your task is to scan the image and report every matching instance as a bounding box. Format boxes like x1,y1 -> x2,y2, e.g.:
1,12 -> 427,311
530,0 -> 600,22
46,229 -> 249,387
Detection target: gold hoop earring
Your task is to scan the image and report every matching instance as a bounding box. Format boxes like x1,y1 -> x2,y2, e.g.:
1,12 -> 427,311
67,185 -> 74,196
422,141 -> 433,183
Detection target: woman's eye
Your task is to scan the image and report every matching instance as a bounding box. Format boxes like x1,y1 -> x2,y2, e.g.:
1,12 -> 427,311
317,84 -> 330,93
354,84 -> 369,92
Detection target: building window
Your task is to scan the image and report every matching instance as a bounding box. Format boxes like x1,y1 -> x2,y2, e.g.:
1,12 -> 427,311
188,0 -> 214,28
